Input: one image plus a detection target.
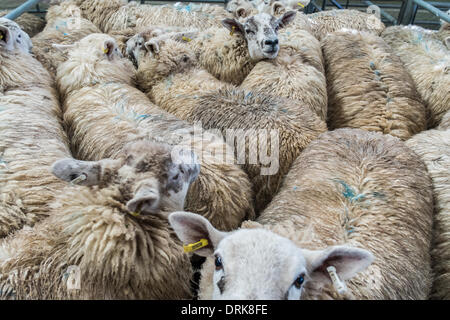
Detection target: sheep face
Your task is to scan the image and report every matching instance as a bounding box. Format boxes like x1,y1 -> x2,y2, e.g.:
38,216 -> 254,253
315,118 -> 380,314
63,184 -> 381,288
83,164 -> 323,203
0,18 -> 32,53
75,33 -> 123,61
125,28 -> 166,68
52,141 -> 200,216
133,38 -> 196,80
222,11 -> 296,61
169,211 -> 374,300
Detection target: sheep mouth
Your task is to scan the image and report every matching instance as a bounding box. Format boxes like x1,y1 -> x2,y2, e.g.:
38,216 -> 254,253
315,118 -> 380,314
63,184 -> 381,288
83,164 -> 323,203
262,48 -> 279,59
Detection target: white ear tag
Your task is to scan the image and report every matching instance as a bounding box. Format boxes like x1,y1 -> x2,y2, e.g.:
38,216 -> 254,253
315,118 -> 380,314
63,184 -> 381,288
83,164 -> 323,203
70,174 -> 87,185
327,266 -> 347,294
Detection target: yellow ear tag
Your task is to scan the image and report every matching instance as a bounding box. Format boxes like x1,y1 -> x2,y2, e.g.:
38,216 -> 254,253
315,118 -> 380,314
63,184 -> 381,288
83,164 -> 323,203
230,25 -> 236,36
182,36 -> 191,42
183,239 -> 209,253
0,34 -> 3,40
298,2 -> 305,7
129,211 -> 140,217
103,47 -> 109,54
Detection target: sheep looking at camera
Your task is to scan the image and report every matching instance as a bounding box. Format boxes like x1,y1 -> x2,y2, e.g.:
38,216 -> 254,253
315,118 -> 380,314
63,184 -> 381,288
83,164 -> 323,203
322,29 -> 426,140
68,0 -> 223,33
0,18 -> 71,237
438,110 -> 450,130
56,34 -> 254,231
0,140 -> 200,299
170,128 -> 433,300
184,11 -> 298,85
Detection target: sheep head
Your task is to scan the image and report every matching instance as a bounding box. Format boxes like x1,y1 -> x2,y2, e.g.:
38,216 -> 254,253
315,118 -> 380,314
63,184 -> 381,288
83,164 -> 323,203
0,18 -> 32,53
52,141 -> 200,216
222,11 -> 296,61
169,211 -> 374,300
132,37 -> 196,91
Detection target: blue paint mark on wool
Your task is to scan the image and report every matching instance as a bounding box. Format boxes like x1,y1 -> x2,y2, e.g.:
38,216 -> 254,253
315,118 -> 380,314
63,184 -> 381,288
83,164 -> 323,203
333,179 -> 365,203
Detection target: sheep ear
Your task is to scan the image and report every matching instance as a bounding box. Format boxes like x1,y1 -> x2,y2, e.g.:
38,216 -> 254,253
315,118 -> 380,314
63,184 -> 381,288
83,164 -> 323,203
0,25 -> 12,46
271,2 -> 285,15
103,40 -> 115,58
51,158 -> 120,186
144,39 -> 160,54
222,18 -> 244,35
276,10 -> 296,29
51,43 -> 76,52
169,211 -> 228,256
235,7 -> 249,18
302,245 -> 374,285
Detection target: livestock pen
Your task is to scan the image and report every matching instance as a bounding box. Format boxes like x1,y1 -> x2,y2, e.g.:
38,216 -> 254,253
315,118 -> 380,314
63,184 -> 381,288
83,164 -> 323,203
0,0 -> 449,306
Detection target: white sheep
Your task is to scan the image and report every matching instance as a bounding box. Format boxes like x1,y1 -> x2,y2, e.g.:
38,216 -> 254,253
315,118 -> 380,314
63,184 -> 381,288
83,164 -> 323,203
0,140 -> 201,299
322,29 -> 427,140
31,2 -> 101,76
132,35 -> 326,213
56,33 -> 254,231
0,18 -> 72,237
170,128 -> 434,299
240,25 -> 327,120
381,25 -> 450,129
179,10 -> 298,85
406,129 -> 450,300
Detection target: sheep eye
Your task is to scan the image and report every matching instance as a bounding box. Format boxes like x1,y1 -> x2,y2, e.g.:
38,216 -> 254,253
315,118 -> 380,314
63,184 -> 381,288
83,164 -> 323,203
245,29 -> 255,35
293,274 -> 305,289
214,255 -> 223,271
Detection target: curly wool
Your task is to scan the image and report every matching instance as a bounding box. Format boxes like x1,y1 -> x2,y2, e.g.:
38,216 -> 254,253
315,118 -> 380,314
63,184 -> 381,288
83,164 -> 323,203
31,4 -> 101,77
322,30 -> 426,140
57,35 -> 254,231
70,0 -> 224,33
438,110 -> 450,130
406,129 -> 450,300
381,26 -> 450,129
0,48 -> 71,237
0,185 -> 192,299
189,27 -> 255,85
190,89 -> 327,213
199,129 -> 434,299
240,27 -> 327,120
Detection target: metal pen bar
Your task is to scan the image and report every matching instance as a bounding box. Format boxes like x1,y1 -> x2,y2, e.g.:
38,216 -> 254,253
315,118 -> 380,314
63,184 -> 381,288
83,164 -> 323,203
413,0 -> 450,23
4,0 -> 43,20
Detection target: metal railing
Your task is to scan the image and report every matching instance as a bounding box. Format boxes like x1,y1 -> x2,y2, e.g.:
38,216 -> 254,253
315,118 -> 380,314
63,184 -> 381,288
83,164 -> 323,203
306,0 -> 450,27
3,0 -> 450,28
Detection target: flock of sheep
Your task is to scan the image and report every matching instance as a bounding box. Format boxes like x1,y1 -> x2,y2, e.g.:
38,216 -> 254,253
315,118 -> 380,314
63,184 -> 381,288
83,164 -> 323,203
0,0 -> 449,300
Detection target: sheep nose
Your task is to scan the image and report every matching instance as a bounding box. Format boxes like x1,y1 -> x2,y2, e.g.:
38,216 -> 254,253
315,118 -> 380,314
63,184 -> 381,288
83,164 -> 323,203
265,39 -> 279,47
